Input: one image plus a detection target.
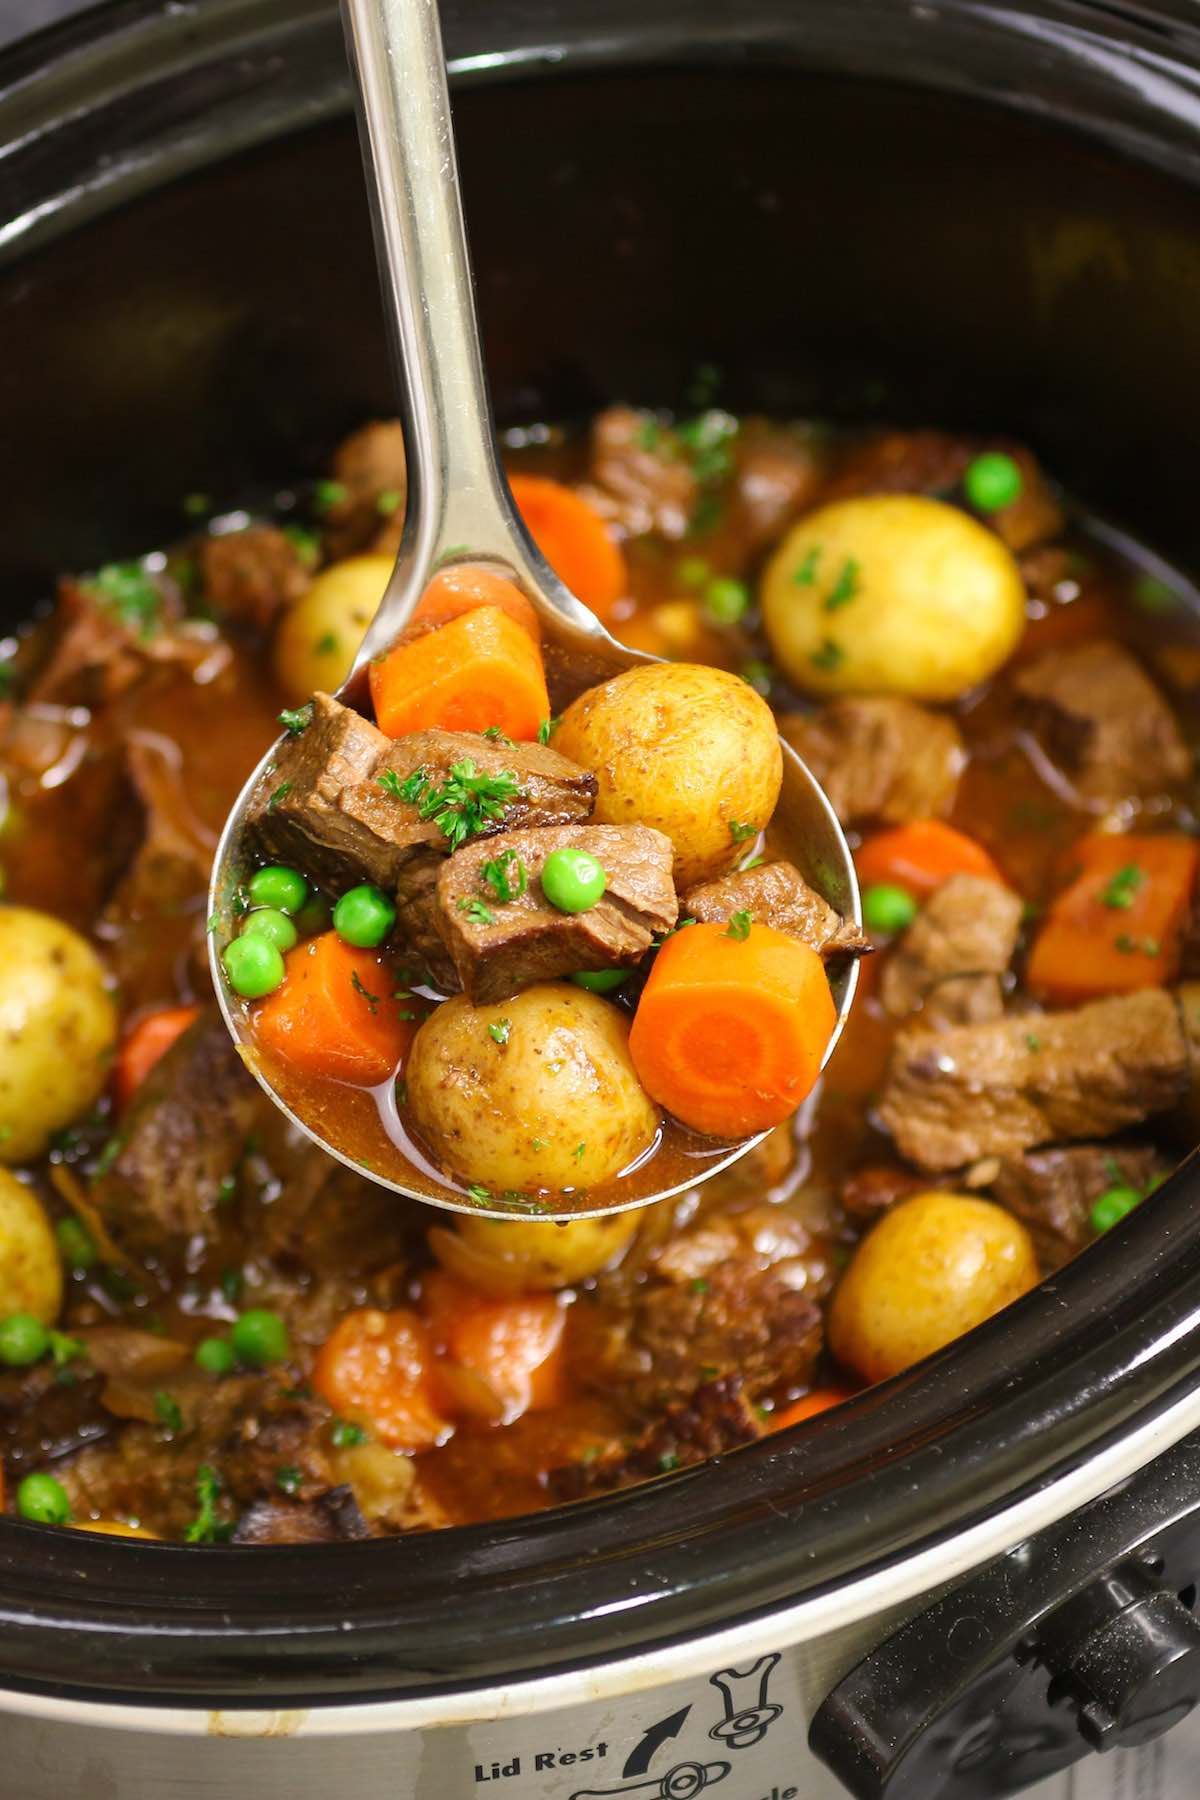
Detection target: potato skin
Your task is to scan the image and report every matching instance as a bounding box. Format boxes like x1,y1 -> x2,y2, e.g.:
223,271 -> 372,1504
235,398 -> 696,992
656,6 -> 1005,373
554,663 -> 782,888
828,1191 -> 1038,1383
0,907 -> 118,1164
761,495 -> 1026,701
272,553 -> 392,701
0,1169 -> 63,1324
449,1211 -> 640,1290
405,983 -> 658,1193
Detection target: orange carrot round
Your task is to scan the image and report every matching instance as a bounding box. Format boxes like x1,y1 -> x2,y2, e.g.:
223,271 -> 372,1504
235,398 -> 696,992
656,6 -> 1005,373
369,604 -> 550,741
113,1005 -> 201,1111
253,931 -> 417,1086
412,565 -> 541,642
768,1389 -> 850,1432
423,1271 -> 565,1421
313,1307 -> 451,1451
508,474 -> 627,620
856,819 -> 1005,898
628,921 -> 836,1138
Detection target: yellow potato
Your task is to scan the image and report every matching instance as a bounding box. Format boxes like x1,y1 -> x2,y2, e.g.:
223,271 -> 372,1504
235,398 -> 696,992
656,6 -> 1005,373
761,495 -> 1026,701
406,984 -> 658,1193
272,553 -> 393,702
445,1210 -> 641,1291
828,1190 -> 1038,1384
554,662 -> 781,888
74,1520 -> 157,1539
0,906 -> 118,1164
0,1169 -> 62,1324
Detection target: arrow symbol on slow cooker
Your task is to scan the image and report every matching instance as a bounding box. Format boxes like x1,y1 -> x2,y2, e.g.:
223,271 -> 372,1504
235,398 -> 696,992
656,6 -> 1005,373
622,1706 -> 692,1777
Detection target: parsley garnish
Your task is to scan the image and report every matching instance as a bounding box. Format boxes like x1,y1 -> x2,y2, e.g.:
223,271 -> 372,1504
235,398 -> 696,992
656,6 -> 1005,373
0,660 -> 14,698
458,896 -> 497,927
48,1330 -> 85,1368
1025,1033 -> 1042,1052
724,910 -> 753,941
376,488 -> 402,518
282,524 -> 321,568
531,1138 -> 547,1151
331,1419 -> 368,1448
278,702 -> 314,735
87,562 -> 162,640
219,1267 -> 244,1305
313,631 -> 338,655
793,546 -> 821,586
573,1142 -> 586,1162
312,479 -> 347,514
1115,933 -> 1161,956
481,725 -> 514,746
810,638 -> 845,671
266,781 -> 292,813
823,557 -> 861,611
489,1019 -> 511,1046
185,1464 -> 231,1544
415,760 -> 522,849
467,1184 -> 492,1204
350,969 -> 379,1012
690,1277 -> 710,1295
93,1133 -> 125,1178
727,819 -> 758,844
275,1465 -> 303,1496
658,1452 -> 681,1473
1101,864 -> 1144,910
537,716 -> 562,746
636,417 -> 663,452
687,492 -> 724,537
481,849 -> 528,904
154,1391 -> 183,1434
676,409 -> 738,485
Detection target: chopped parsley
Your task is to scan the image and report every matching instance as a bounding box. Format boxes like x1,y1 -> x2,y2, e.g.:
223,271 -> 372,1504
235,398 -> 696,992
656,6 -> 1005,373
727,819 -> 758,844
723,909 -> 753,941
676,409 -> 738,486
331,1419 -> 369,1448
481,724 -> 514,746
531,1138 -> 547,1152
1115,933 -> 1161,956
467,1183 -> 492,1204
87,561 -> 162,639
1025,1033 -> 1042,1052
740,659 -> 773,696
481,849 -> 528,904
266,781 -> 293,813
658,1452 -> 681,1473
488,1019 -> 511,1046
376,488 -> 403,518
537,715 -> 562,746
823,557 -> 861,611
573,1142 -> 586,1162
636,417 -> 663,452
48,1330 -> 86,1368
312,479 -> 348,514
314,631 -> 338,655
690,1277 -> 710,1296
93,1133 -> 125,1178
793,546 -> 822,586
350,969 -> 379,1013
1101,864 -> 1144,910
278,702 -> 314,735
185,1464 -> 231,1545
458,896 -> 497,927
0,660 -> 14,699
154,1391 -> 183,1434
275,1465 -> 303,1496
281,524 -> 321,568
396,760 -> 522,850
219,1267 -> 244,1305
810,638 -> 845,672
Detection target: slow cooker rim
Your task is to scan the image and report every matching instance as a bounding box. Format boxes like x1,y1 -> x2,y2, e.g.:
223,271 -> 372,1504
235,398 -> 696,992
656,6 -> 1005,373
4,0 -> 1200,1709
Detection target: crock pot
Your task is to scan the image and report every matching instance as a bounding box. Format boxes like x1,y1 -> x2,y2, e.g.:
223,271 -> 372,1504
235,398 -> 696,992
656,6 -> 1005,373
4,2 -> 1200,1795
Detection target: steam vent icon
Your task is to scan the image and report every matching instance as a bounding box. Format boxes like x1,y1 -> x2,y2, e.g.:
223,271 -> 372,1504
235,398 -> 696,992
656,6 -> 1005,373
708,1653 -> 783,1750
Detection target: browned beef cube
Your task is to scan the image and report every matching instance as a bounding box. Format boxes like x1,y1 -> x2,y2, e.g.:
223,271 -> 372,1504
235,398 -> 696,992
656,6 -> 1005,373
877,989 -> 1188,1172
986,1143 -> 1166,1269
880,873 -> 1022,1026
320,419 -> 407,560
551,1377 -> 762,1501
580,405 -> 699,539
1013,640 -> 1190,802
199,525 -> 311,633
683,859 -> 868,960
732,424 -> 824,551
233,1489 -> 374,1545
822,429 -> 975,501
781,696 -> 965,827
394,850 -> 460,992
436,823 -> 677,1003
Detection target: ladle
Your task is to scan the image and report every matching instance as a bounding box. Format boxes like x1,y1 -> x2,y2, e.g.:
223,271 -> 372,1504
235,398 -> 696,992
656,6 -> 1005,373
208,0 -> 860,1219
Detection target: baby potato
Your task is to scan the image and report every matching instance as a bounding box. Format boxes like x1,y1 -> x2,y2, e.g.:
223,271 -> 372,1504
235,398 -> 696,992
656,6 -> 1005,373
0,1169 -> 63,1324
828,1191 -> 1038,1384
761,495 -> 1026,701
447,1210 -> 641,1291
272,553 -> 392,701
0,906 -> 118,1164
405,983 -> 658,1194
554,662 -> 781,888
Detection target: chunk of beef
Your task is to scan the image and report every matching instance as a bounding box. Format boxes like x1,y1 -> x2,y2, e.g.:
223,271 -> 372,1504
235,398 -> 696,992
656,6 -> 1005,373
880,874 -> 1022,1026
250,695 -> 596,892
233,1487 -> 374,1545
219,1389 -> 335,1505
94,1007 -> 260,1257
840,1163 -> 931,1225
732,425 -> 824,552
104,736 -> 216,928
394,851 -> 460,991
320,420 -> 407,560
29,577 -> 196,708
551,1376 -> 761,1500
822,430 -> 975,502
683,859 -> 868,960
580,406 -> 699,539
0,1359 -> 113,1471
781,697 -> 965,827
986,1142 -> 1167,1269
199,525 -> 311,633
435,823 -> 677,1002
983,449 -> 1064,555
1013,640 -> 1190,802
878,989 -> 1188,1172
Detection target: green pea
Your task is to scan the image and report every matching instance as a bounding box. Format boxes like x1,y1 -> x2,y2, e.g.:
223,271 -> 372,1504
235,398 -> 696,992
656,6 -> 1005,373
0,1313 -> 50,1367
55,1217 -> 98,1272
194,1336 -> 236,1376
333,884 -> 397,948
242,907 -> 298,952
963,451 -> 1023,513
294,893 -> 333,939
571,969 -> 629,994
676,557 -> 711,590
704,576 -> 750,625
231,1308 -> 290,1368
541,848 -> 607,914
247,866 -> 308,914
862,883 -> 919,935
17,1472 -> 70,1525
1089,1185 -> 1142,1235
222,935 -> 285,1000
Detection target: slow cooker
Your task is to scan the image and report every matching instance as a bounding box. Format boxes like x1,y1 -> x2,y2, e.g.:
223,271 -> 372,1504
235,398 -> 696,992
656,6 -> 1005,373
5,1 -> 1200,1795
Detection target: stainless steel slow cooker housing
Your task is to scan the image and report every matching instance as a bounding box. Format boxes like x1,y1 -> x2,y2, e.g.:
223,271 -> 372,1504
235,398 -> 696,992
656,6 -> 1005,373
4,3 -> 1200,1796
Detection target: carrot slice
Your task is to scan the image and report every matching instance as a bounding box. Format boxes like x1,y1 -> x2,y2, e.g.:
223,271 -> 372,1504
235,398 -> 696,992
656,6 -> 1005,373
1026,833 -> 1198,1005
411,565 -> 540,643
313,1307 -> 451,1452
768,1389 -> 851,1432
253,931 -> 417,1085
423,1271 -> 565,1421
113,1005 -> 201,1111
628,921 -> 836,1138
368,604 -> 550,741
856,819 -> 1005,898
508,474 -> 627,621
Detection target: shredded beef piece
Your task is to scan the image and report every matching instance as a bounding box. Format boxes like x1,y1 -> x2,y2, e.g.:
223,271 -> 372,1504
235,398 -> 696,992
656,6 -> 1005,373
103,736 -> 216,933
580,406 -> 699,539
320,420 -> 407,559
436,823 -> 677,1002
878,989 -> 1188,1172
551,1377 -> 761,1500
199,526 -> 311,633
683,859 -> 868,960
781,696 -> 965,827
233,1486 -> 373,1544
985,1142 -> 1166,1269
1013,640 -> 1190,802
880,874 -> 1022,1026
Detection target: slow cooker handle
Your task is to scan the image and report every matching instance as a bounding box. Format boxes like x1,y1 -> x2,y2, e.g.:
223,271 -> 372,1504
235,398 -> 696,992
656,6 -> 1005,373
809,1429 -> 1200,1798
